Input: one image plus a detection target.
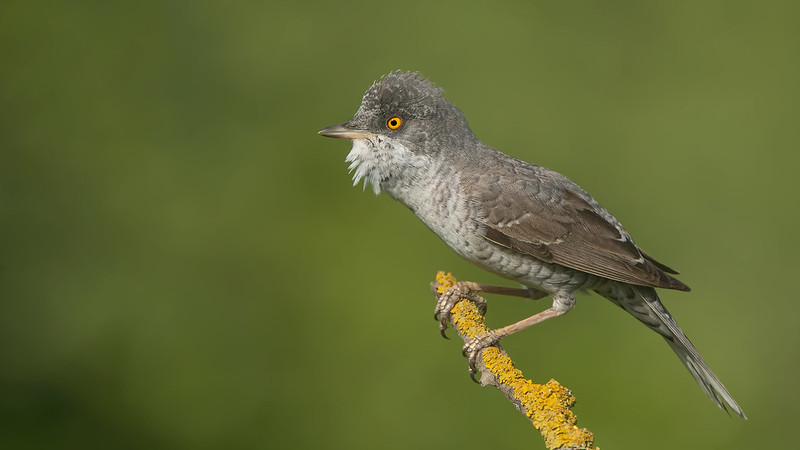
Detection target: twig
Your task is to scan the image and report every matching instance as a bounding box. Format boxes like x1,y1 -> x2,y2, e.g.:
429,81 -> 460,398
432,271 -> 597,450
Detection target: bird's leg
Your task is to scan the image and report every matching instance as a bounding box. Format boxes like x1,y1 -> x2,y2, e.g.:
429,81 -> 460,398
474,283 -> 549,300
462,292 -> 576,380
433,281 -> 548,338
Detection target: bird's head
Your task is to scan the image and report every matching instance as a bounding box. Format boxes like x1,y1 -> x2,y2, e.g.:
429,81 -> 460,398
319,71 -> 473,194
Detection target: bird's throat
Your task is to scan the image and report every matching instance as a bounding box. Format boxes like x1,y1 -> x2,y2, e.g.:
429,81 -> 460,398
345,136 -> 428,196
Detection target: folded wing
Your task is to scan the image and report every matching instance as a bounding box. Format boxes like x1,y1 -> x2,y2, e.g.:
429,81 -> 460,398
467,168 -> 689,291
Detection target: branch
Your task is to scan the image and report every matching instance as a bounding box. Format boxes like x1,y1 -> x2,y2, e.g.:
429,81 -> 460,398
432,271 -> 597,450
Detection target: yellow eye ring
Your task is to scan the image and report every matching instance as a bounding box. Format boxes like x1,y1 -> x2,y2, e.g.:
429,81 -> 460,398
386,116 -> 402,130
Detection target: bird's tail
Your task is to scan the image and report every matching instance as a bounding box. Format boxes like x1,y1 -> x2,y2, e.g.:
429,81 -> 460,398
597,283 -> 747,419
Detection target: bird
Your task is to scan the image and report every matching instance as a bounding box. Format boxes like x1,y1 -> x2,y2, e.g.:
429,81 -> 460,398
318,70 -> 745,418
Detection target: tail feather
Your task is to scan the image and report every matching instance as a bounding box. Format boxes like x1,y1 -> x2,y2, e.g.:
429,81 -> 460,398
598,283 -> 747,419
664,337 -> 746,418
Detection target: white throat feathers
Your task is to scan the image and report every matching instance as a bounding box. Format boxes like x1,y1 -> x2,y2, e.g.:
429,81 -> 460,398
345,135 -> 429,195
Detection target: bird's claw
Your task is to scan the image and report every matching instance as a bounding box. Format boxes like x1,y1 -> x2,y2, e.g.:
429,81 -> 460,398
462,331 -> 500,383
432,281 -> 495,382
433,282 -> 486,338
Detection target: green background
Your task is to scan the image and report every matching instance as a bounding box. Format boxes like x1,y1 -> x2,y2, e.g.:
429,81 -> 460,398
2,1 -> 797,449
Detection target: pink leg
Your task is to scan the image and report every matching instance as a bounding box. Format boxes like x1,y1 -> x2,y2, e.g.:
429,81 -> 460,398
460,292 -> 577,379
433,281 -> 549,338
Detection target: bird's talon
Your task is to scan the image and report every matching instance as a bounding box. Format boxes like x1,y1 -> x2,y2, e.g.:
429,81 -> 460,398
460,331 -> 500,379
432,282 -> 484,332
433,282 -> 498,381
468,366 -> 480,384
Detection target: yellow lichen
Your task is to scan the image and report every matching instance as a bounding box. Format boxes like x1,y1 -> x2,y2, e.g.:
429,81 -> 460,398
434,271 -> 596,450
482,347 -> 595,449
451,300 -> 488,339
435,271 -> 456,294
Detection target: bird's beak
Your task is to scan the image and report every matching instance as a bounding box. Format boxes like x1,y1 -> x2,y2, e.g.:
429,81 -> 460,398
318,123 -> 373,140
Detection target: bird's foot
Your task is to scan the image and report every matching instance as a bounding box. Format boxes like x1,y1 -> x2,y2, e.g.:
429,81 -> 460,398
462,330 -> 500,382
433,281 -> 487,338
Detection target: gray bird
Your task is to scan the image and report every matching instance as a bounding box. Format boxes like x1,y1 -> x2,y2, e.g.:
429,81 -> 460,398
319,71 -> 745,418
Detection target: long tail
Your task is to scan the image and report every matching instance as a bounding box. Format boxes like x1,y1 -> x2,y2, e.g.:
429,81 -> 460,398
596,283 -> 747,419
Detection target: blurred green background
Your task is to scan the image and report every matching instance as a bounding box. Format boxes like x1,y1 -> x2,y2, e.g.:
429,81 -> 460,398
2,1 -> 798,449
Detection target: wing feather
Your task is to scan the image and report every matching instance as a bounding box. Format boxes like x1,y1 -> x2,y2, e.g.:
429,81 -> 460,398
467,167 -> 689,291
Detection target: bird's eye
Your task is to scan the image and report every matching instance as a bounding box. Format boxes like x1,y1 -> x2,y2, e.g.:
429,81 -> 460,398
386,116 -> 402,130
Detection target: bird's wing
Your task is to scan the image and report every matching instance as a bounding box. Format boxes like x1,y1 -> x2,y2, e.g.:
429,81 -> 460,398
468,167 -> 690,291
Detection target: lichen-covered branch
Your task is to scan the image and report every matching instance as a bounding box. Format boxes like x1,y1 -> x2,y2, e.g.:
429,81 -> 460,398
433,271 -> 597,450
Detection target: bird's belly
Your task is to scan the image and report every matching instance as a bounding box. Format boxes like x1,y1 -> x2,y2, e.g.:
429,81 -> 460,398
415,197 -> 598,294
447,222 -> 599,294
